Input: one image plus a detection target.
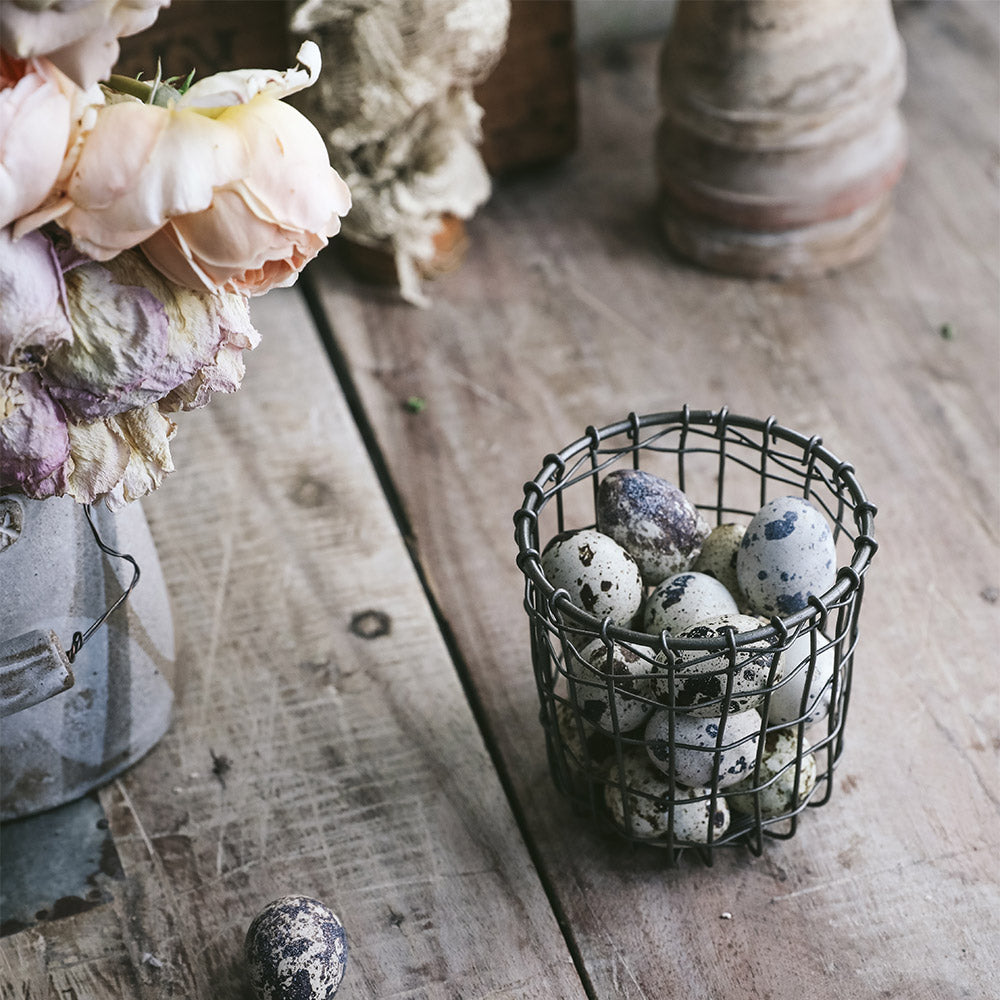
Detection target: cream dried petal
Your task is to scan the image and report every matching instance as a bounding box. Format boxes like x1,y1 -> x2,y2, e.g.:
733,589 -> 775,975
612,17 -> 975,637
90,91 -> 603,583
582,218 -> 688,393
178,41 -> 322,108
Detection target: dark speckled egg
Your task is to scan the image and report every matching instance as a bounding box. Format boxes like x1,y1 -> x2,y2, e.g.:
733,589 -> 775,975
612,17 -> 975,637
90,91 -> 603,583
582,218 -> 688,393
245,896 -> 348,1000
596,470 -> 710,586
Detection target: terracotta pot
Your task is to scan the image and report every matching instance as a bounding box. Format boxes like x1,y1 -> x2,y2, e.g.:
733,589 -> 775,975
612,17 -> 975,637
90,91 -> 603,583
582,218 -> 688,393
0,494 -> 175,819
340,213 -> 470,289
657,0 -> 907,278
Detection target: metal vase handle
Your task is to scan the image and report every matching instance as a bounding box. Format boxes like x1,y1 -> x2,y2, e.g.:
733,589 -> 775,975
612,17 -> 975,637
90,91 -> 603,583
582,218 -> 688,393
0,505 -> 139,718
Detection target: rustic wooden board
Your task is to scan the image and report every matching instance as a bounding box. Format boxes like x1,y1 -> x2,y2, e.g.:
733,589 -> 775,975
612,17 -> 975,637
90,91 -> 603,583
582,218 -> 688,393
0,290 -> 588,999
307,2 -> 1000,998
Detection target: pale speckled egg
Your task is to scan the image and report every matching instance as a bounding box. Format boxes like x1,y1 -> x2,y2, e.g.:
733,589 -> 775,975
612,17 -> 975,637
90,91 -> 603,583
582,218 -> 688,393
737,496 -> 837,617
603,752 -> 731,842
645,708 -> 762,789
567,638 -> 656,733
245,895 -> 348,1000
541,528 -> 643,624
693,523 -> 747,608
596,469 -> 711,586
727,728 -> 817,818
652,613 -> 784,716
671,784 -> 732,844
642,571 -> 739,636
767,632 -> 836,727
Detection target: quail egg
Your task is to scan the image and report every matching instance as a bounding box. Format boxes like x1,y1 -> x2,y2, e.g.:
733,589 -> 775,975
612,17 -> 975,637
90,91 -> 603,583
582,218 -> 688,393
552,699 -> 615,772
727,728 -> 817,818
767,631 -> 837,727
645,708 -> 762,789
596,469 -> 710,585
642,571 -> 739,637
244,895 -> 348,1000
693,522 -> 747,608
603,751 -> 731,843
737,496 -> 837,617
566,638 -> 656,733
540,528 -> 643,624
652,613 -> 784,716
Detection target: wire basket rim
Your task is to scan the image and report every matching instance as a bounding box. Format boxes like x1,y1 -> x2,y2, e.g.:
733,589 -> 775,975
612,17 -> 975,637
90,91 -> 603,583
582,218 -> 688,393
513,406 -> 877,649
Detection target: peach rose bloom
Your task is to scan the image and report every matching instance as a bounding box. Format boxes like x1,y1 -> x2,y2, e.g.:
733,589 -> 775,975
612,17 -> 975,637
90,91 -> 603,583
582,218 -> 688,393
17,41 -> 351,297
0,53 -> 80,228
0,0 -> 170,89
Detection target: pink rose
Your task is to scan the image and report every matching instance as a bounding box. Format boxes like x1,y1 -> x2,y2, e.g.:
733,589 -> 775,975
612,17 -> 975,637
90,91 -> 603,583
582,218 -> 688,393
0,0 -> 170,89
16,42 -> 351,296
0,53 -> 80,228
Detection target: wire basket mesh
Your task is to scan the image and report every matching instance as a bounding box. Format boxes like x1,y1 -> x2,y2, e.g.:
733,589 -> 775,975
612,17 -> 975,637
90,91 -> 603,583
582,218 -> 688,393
513,407 -> 878,865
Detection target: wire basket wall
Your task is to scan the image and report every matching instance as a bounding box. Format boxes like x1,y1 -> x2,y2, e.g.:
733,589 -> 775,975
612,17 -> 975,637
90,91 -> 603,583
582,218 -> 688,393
513,407 -> 878,866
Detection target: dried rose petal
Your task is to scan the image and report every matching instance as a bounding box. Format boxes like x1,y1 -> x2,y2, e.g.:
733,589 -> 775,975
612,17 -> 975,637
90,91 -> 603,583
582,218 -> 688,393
0,371 -> 71,497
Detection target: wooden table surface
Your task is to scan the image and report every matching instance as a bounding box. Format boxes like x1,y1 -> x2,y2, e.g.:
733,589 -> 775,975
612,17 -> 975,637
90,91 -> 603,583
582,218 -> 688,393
2,2 -> 998,998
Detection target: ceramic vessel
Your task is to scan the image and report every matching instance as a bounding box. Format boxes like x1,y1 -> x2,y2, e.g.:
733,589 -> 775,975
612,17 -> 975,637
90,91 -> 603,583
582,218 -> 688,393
657,0 -> 907,278
0,493 -> 175,820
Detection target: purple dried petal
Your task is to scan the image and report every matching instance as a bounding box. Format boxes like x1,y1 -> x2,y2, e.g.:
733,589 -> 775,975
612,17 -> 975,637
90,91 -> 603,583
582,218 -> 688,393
0,226 -> 72,362
0,372 -> 70,497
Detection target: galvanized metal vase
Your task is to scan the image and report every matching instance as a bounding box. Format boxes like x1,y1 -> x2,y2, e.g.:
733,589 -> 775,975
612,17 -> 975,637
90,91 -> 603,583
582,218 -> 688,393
0,493 -> 175,820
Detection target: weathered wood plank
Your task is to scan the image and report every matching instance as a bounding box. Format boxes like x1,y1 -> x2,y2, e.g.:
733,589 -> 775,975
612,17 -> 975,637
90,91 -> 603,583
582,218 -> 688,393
0,290 -> 587,999
307,2 -> 1000,997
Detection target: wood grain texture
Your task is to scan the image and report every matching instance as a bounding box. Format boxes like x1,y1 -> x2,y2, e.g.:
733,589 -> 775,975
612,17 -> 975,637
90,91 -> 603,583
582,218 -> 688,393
308,2 -> 1000,998
0,291 -> 587,999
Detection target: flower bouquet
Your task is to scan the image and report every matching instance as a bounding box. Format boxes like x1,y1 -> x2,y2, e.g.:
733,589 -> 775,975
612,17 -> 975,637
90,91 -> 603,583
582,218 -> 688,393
1,0 -> 352,508
0,1 -> 352,818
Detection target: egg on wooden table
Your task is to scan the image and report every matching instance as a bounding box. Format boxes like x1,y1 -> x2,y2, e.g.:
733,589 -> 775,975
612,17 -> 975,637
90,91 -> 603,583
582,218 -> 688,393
540,527 -> 643,625
596,469 -> 710,585
244,896 -> 348,1000
737,496 -> 837,617
642,571 -> 739,636
645,708 -> 762,789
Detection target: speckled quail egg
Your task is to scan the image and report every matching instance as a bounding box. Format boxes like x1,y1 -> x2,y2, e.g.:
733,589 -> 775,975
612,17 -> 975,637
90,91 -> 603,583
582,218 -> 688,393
767,631 -> 836,727
603,752 -> 731,842
651,613 -> 784,716
727,728 -> 817,818
671,783 -> 732,843
566,638 -> 656,733
541,528 -> 643,624
596,469 -> 711,585
693,523 -> 748,608
737,496 -> 837,617
552,700 -> 615,774
245,895 -> 348,1000
645,708 -> 762,789
642,571 -> 739,637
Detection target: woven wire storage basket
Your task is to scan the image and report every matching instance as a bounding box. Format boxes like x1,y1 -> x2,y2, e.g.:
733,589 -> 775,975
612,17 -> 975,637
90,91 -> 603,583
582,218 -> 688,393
513,407 -> 878,865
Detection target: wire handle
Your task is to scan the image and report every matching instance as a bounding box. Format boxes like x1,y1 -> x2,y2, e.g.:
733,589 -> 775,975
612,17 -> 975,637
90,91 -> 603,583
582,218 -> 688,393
67,505 -> 141,663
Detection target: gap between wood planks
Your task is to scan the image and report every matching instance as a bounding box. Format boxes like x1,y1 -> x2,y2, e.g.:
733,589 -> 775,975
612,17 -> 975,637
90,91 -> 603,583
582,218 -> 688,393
299,274 -> 600,1000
